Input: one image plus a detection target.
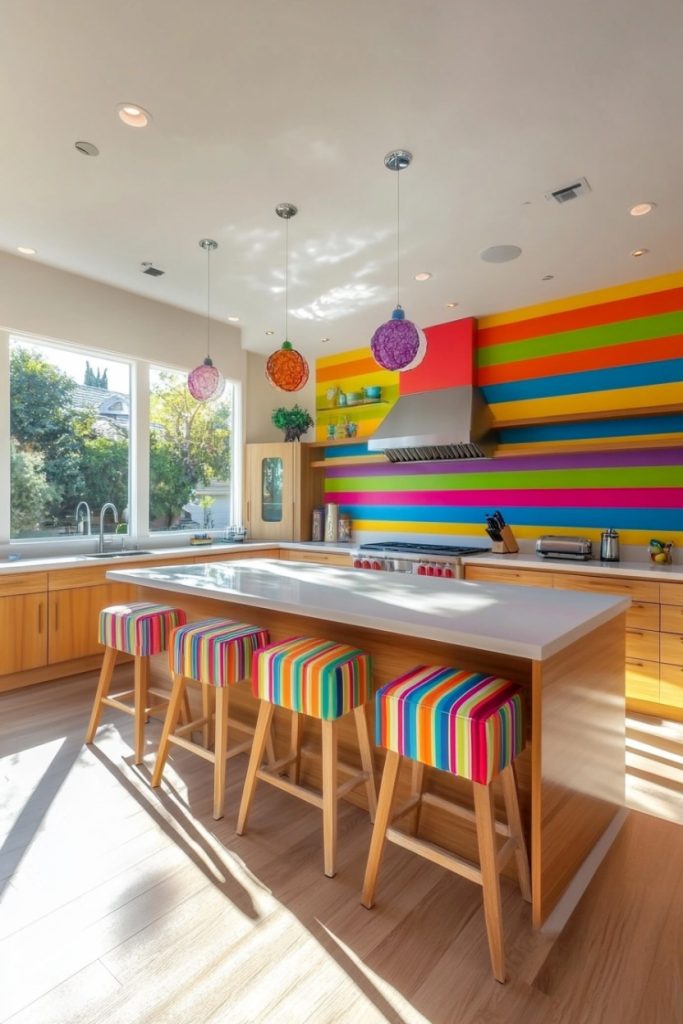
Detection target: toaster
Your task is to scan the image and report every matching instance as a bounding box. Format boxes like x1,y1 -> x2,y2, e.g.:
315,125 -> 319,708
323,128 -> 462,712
536,535 -> 593,560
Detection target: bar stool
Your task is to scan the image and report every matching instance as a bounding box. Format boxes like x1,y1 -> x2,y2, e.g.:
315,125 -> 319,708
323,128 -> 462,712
85,601 -> 188,765
151,618 -> 271,820
237,636 -> 377,877
361,666 -> 531,984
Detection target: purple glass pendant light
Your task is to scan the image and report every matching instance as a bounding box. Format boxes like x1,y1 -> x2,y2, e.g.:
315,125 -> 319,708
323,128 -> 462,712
187,238 -> 225,402
370,150 -> 427,372
266,203 -> 309,392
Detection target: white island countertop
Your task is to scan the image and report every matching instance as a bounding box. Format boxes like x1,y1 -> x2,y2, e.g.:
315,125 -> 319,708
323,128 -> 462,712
107,557 -> 629,662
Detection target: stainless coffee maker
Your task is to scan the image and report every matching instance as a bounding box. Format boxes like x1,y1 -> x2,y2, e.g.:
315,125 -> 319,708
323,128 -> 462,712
600,528 -> 620,562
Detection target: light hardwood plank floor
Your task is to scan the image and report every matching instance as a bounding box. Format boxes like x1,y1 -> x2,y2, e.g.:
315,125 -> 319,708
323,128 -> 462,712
1,671 -> 682,1024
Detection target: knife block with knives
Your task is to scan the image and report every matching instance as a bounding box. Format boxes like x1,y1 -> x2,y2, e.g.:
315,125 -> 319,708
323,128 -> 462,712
485,511 -> 520,554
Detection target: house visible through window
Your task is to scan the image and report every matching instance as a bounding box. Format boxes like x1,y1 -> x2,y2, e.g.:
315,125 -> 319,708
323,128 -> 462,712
9,337 -> 131,541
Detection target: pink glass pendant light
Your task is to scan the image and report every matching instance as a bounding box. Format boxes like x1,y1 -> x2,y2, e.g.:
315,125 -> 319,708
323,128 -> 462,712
370,150 -> 427,372
188,238 -> 225,402
266,203 -> 309,392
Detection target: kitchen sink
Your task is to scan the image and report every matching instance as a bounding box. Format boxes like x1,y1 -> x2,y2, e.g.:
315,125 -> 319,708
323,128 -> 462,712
85,549 -> 153,559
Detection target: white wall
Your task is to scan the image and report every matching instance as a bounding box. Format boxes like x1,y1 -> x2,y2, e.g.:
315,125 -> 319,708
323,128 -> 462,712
0,252 -> 245,376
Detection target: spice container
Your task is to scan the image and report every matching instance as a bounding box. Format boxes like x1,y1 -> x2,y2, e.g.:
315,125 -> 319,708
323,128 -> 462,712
324,503 -> 339,543
337,514 -> 352,543
311,507 -> 325,542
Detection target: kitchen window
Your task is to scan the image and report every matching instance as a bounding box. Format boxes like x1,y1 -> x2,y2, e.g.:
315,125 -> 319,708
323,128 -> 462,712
9,336 -> 131,541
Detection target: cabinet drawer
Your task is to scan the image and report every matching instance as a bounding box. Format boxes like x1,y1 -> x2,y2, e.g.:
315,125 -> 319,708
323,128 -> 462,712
660,663 -> 683,709
465,566 -> 553,588
625,629 -> 659,662
660,632 -> 683,667
627,601 -> 659,631
281,550 -> 350,566
553,573 -> 658,603
0,572 -> 48,597
626,659 -> 660,702
661,604 -> 683,634
660,582 -> 683,607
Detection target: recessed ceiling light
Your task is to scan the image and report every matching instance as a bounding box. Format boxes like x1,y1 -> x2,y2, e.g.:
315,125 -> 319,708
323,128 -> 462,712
414,271 -> 432,281
117,103 -> 151,128
480,245 -> 522,264
630,202 -> 656,217
321,337 -> 330,343
445,302 -> 459,309
542,274 -> 554,281
265,330 -> 275,336
227,316 -> 240,323
631,248 -> 649,258
17,246 -> 37,256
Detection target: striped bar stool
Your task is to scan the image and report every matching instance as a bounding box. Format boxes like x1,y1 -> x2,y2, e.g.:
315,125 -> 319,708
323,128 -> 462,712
151,618 -> 270,820
85,601 -> 188,765
237,636 -> 377,877
361,666 -> 531,984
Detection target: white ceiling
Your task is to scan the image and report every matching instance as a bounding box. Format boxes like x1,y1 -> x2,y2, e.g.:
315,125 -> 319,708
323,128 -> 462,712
2,0 -> 683,359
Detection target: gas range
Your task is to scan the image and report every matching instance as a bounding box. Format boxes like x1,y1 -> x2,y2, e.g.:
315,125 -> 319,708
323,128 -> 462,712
350,541 -> 491,578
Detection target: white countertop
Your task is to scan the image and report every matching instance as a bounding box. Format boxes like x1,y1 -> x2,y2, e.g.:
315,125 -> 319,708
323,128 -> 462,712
107,557 -> 629,662
461,551 -> 683,583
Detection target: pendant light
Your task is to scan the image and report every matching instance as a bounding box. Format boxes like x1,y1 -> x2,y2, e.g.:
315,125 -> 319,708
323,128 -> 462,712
265,203 -> 309,392
370,150 -> 427,372
187,238 -> 225,402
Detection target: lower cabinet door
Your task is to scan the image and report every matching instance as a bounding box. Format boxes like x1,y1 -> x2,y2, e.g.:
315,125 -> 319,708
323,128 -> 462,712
625,659 -> 660,702
660,664 -> 683,709
48,582 -> 136,663
0,592 -> 48,675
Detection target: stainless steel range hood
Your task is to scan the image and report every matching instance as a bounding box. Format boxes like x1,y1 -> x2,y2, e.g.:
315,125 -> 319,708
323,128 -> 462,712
367,386 -> 496,462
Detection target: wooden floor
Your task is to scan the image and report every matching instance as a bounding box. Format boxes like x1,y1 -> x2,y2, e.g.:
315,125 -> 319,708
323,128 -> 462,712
2,670 -> 682,1024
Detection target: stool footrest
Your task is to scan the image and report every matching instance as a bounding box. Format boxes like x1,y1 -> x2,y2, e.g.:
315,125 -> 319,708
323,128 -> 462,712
385,827 -> 483,886
256,768 -> 324,809
168,733 -> 252,763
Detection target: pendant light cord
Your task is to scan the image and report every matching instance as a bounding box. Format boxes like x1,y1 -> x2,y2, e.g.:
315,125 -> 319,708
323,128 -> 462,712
206,244 -> 212,358
284,215 -> 289,341
396,161 -> 401,308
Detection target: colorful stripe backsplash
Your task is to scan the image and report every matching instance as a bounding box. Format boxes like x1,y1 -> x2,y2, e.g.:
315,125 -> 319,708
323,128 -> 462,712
317,272 -> 683,548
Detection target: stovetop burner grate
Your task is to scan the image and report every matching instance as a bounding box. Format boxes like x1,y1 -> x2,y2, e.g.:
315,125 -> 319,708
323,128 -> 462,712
358,542 -> 489,557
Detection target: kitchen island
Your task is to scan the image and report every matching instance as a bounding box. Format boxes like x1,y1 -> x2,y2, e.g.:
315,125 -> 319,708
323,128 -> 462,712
108,557 -> 629,929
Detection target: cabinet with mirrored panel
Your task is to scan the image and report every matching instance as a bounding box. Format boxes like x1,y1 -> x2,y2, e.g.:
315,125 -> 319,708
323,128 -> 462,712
244,442 -> 323,541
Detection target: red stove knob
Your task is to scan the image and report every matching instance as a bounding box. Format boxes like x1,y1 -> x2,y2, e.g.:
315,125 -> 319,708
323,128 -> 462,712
442,565 -> 454,578
417,563 -> 427,575
433,564 -> 443,577
353,558 -> 363,568
371,560 -> 382,570
426,564 -> 435,576
362,559 -> 371,569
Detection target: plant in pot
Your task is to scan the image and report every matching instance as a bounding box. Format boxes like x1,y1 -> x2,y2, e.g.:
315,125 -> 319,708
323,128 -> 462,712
271,404 -> 315,442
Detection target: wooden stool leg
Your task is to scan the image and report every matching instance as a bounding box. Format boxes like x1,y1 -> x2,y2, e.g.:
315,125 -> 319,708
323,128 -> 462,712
133,655 -> 150,765
151,673 -> 188,788
321,719 -> 338,878
289,712 -> 302,783
410,761 -> 426,836
180,689 -> 192,727
353,705 -> 377,822
202,686 -> 214,749
361,750 -> 401,908
236,701 -> 275,835
473,781 -> 506,984
213,687 -> 229,820
85,646 -> 118,743
500,764 -> 531,902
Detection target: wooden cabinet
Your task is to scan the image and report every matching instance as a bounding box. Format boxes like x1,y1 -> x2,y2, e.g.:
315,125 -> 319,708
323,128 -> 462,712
48,566 -> 137,664
244,443 -> 323,542
463,565 -> 553,588
626,659 -> 660,703
279,549 -> 351,567
659,582 -> 683,709
0,573 -> 48,676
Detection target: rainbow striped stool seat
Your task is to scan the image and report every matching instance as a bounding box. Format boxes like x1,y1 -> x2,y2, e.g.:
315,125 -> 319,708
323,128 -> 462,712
152,618 -> 271,820
362,665 -> 531,985
237,636 -> 377,877
375,666 -> 525,784
85,602 -> 188,766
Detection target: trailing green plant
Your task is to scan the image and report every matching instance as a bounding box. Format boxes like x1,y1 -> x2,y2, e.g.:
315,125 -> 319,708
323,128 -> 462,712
271,404 -> 314,441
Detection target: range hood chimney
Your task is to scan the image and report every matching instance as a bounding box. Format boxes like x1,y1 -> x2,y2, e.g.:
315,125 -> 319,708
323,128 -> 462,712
367,386 -> 496,462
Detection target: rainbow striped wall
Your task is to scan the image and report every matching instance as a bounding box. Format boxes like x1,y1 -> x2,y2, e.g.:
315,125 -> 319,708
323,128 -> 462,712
316,272 -> 683,548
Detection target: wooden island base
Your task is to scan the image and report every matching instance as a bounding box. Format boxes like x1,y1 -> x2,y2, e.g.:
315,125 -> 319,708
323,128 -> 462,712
130,579 -> 626,930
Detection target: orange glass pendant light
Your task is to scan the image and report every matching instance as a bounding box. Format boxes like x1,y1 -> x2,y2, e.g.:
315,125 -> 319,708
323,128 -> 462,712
266,203 -> 309,392
188,238 -> 225,402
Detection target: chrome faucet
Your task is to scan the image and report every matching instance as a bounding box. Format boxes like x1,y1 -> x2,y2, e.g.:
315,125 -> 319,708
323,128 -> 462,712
98,502 -> 118,553
75,500 -> 92,536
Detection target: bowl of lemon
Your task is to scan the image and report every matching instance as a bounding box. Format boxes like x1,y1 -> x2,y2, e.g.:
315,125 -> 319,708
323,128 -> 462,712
649,539 -> 673,564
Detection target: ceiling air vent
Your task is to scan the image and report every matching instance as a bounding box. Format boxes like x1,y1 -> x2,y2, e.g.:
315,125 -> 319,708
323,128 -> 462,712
141,262 -> 165,277
545,177 -> 591,204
